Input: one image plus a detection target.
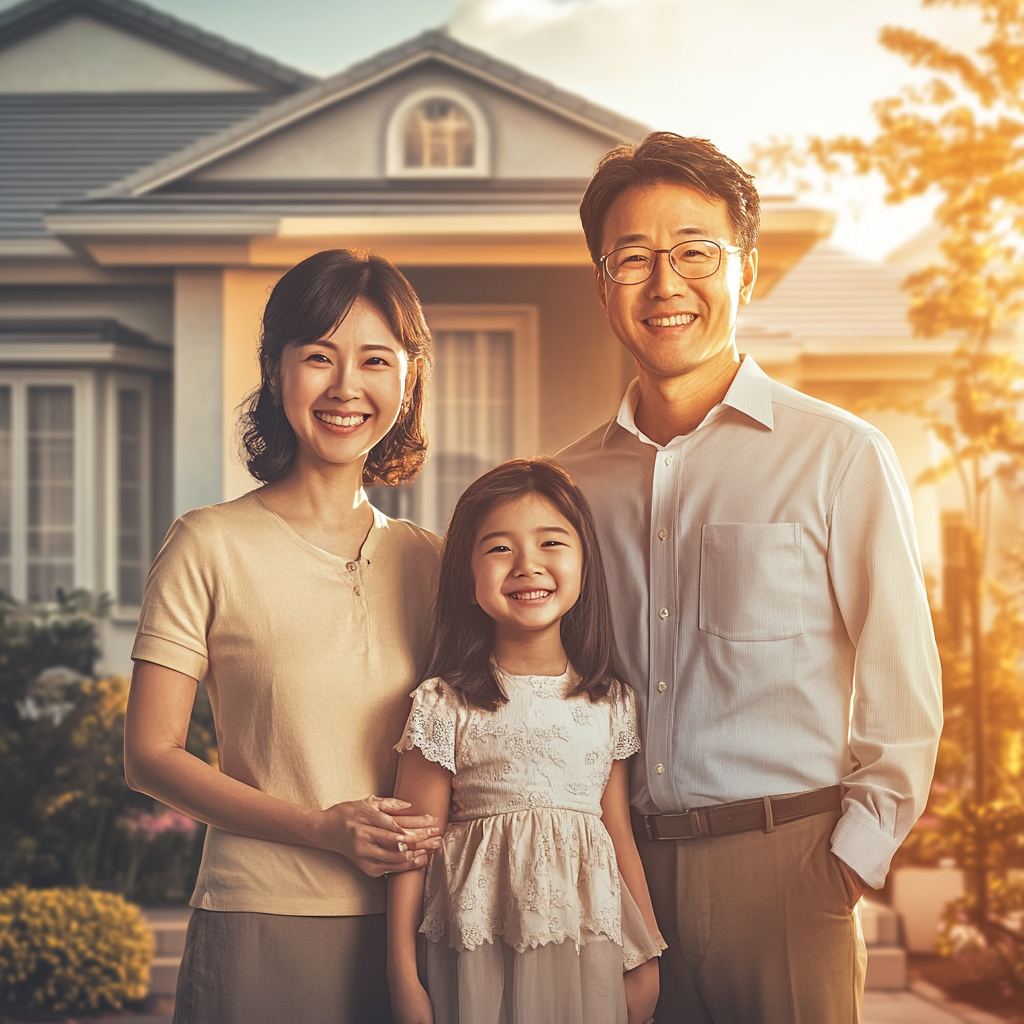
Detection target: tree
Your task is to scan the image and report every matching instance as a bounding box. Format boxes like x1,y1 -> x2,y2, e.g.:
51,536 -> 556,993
754,0 -> 1024,956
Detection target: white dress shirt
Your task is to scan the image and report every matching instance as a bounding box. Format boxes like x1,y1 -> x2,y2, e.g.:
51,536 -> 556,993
557,355 -> 942,888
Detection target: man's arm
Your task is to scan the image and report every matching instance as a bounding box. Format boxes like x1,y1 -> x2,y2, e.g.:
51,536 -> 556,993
827,431 -> 943,890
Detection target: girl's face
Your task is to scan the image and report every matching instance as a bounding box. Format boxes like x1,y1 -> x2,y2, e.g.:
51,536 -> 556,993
470,492 -> 583,641
276,297 -> 408,472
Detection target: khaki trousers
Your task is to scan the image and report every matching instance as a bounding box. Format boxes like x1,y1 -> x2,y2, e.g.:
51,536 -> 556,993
637,808 -> 866,1024
172,908 -> 391,1024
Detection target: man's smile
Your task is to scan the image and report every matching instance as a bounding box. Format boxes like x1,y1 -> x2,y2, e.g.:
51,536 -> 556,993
644,314 -> 697,327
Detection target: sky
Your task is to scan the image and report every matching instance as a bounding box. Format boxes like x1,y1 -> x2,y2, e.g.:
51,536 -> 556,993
1,0 -> 992,259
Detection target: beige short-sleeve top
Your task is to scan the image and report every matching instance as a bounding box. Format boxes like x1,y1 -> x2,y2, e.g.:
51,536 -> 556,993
132,492 -> 440,916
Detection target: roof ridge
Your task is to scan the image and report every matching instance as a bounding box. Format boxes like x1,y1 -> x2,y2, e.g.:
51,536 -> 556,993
86,27 -> 650,200
0,0 -> 317,91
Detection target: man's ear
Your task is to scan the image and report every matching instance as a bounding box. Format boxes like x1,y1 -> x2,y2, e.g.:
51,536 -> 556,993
593,263 -> 609,316
739,247 -> 758,306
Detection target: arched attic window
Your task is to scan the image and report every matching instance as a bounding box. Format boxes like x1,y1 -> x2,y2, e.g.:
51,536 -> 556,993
386,87 -> 490,177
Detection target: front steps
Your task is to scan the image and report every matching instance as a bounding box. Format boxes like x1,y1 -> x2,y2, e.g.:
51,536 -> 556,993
143,907 -> 190,1003
862,899 -> 907,990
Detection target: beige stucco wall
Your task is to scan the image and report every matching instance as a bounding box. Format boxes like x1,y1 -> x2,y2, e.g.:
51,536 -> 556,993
222,268 -> 283,502
0,15 -> 260,93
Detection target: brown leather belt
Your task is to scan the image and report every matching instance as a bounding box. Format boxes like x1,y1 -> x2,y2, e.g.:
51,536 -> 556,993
631,785 -> 842,841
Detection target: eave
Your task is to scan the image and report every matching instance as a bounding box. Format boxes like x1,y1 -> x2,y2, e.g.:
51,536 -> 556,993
44,195 -> 835,284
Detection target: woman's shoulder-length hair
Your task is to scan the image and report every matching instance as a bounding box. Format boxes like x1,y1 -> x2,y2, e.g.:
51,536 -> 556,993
424,458 -> 627,711
240,247 -> 432,486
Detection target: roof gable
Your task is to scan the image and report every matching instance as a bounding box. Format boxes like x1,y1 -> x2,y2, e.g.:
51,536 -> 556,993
96,29 -> 650,197
0,0 -> 314,93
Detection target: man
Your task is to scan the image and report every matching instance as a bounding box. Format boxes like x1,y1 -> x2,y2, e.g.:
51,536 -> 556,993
557,133 -> 942,1023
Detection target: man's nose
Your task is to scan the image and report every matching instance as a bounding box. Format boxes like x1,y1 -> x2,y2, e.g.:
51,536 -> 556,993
646,251 -> 687,298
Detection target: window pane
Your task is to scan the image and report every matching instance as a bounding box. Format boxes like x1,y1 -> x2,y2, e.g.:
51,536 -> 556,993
0,387 -> 10,595
27,386 -> 74,602
404,99 -> 474,169
432,330 -> 514,529
117,389 -> 145,606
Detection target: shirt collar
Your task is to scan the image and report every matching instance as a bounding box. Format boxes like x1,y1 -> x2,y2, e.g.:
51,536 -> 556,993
604,353 -> 774,449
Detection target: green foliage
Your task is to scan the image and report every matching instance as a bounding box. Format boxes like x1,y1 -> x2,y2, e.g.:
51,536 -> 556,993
0,591 -> 214,902
0,885 -> 154,1013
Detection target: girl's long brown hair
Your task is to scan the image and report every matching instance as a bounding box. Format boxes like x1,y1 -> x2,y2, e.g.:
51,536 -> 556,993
425,459 -> 626,711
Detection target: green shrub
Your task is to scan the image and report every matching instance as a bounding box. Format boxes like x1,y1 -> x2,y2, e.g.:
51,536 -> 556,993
0,591 -> 215,901
0,885 -> 154,1013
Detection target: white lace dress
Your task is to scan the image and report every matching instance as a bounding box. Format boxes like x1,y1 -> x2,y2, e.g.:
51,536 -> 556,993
395,669 -> 665,1024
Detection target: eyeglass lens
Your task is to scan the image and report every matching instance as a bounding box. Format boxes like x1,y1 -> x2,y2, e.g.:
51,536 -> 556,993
603,240 -> 723,284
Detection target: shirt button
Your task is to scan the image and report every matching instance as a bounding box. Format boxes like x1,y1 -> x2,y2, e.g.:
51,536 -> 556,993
657,681 -> 667,693
658,608 -> 669,620
346,561 -> 358,571
353,586 -> 362,597
655,764 -> 665,775
664,455 -> 673,466
658,529 -> 667,540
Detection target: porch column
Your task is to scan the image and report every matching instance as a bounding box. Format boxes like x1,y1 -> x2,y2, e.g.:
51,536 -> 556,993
173,269 -> 224,516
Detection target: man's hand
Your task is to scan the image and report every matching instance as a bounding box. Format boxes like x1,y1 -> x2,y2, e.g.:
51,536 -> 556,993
836,857 -> 869,906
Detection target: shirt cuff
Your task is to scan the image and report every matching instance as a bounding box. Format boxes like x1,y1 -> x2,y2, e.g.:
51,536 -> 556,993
132,632 -> 209,682
829,801 -> 902,890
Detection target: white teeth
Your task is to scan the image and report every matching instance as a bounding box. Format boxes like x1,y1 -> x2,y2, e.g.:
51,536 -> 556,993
315,411 -> 368,427
647,314 -> 696,327
509,590 -> 551,601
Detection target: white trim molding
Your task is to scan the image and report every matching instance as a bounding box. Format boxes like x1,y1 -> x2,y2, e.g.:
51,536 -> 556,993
386,85 -> 491,179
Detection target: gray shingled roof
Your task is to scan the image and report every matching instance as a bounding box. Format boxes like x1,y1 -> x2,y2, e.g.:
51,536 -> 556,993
95,28 -> 651,199
738,243 -> 915,341
0,0 -> 315,91
0,94 -> 281,237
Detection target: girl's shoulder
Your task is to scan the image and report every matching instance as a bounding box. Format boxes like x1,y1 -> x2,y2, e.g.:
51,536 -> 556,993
409,676 -> 462,707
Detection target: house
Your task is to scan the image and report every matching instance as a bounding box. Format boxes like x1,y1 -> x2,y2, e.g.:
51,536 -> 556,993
6,0 -> 956,673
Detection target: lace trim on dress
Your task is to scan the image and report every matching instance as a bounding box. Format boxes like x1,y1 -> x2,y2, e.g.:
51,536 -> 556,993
395,678 -> 457,773
612,688 -> 641,760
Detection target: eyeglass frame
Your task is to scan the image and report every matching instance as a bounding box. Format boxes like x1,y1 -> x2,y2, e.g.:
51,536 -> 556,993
598,239 -> 746,285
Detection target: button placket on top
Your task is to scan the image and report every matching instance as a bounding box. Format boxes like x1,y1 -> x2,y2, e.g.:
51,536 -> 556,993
647,437 -> 684,807
339,556 -> 371,647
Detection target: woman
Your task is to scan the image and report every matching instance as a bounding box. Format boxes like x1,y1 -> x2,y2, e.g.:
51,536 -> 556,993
124,249 -> 441,1024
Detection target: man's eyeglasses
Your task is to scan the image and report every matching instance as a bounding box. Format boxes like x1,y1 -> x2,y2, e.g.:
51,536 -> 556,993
599,240 -> 744,285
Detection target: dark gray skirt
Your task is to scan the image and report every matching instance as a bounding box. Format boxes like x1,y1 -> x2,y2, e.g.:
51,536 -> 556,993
172,908 -> 391,1024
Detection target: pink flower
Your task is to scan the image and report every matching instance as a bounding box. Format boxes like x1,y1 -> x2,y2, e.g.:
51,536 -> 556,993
118,809 -> 198,840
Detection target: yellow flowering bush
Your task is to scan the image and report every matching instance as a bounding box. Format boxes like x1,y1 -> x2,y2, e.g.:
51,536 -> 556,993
0,885 -> 154,1012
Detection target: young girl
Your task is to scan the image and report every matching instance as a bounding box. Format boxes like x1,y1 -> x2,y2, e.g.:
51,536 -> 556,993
387,459 -> 665,1024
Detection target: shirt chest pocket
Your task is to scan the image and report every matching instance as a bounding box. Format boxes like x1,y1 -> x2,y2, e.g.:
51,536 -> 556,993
698,523 -> 804,641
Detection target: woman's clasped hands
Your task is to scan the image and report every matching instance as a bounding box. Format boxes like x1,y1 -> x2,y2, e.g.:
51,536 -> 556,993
317,794 -> 441,876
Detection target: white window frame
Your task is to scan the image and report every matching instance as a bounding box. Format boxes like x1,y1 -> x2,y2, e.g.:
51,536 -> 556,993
0,369 -> 95,603
385,86 -> 491,178
105,373 -> 152,619
416,305 -> 539,534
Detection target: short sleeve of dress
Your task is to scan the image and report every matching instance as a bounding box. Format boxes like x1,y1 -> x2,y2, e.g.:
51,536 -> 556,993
131,515 -> 214,681
394,678 -> 459,773
612,685 -> 641,760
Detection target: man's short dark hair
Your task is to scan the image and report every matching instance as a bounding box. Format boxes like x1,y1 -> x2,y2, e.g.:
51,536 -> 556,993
580,132 -> 760,263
